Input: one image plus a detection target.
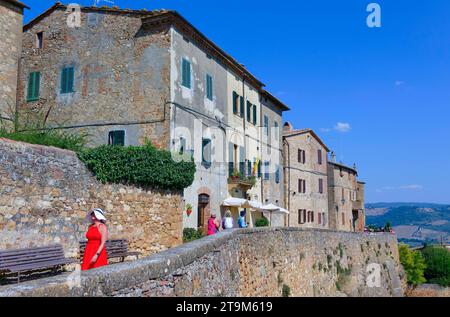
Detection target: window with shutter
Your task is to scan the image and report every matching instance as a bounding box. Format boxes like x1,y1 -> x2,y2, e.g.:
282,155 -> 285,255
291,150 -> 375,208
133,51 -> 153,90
61,67 -> 74,94
246,101 -> 251,123
229,142 -> 235,177
264,161 -> 270,180
232,92 -> 238,114
27,71 -> 41,102
202,138 -> 212,168
247,160 -> 252,176
240,96 -> 244,118
275,165 -> 280,184
181,58 -> 191,88
206,74 -> 213,100
274,121 -> 279,140
318,213 -> 322,225
318,149 -> 322,165
252,104 -> 257,125
264,115 -> 269,136
108,130 -> 125,146
239,146 -> 245,174
319,179 -> 323,194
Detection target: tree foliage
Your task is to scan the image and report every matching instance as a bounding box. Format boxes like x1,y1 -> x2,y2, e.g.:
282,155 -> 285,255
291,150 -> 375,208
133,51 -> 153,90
255,217 -> 270,228
78,142 -> 196,191
399,244 -> 427,286
421,246 -> 450,287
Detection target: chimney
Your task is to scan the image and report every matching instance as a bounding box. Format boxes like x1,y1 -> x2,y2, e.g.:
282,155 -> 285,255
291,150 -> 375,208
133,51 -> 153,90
331,151 -> 336,163
283,122 -> 293,133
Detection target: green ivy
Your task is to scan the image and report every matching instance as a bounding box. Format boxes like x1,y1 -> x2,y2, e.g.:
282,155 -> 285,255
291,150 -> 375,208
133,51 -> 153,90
78,142 -> 196,191
255,217 -> 270,227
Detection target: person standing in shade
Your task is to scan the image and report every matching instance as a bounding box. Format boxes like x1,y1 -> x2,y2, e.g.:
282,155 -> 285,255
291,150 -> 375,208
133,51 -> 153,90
238,210 -> 248,228
207,214 -> 220,236
81,208 -> 109,271
223,210 -> 234,229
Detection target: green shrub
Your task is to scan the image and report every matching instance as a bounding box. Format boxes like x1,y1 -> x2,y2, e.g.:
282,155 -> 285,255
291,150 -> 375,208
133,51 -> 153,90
0,129 -> 87,152
255,217 -> 270,227
282,284 -> 291,297
421,247 -> 450,287
78,142 -> 196,190
183,228 -> 205,243
399,244 -> 426,286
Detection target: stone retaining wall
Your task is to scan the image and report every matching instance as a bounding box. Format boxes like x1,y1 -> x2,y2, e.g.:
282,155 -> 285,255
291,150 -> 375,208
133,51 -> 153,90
0,228 -> 405,297
0,138 -> 184,257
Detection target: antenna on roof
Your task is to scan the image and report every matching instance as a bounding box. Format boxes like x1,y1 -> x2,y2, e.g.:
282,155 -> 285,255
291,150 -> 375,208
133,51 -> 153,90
93,0 -> 115,7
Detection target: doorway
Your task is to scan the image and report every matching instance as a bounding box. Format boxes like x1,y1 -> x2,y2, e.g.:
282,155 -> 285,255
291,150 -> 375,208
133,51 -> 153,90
198,194 -> 210,232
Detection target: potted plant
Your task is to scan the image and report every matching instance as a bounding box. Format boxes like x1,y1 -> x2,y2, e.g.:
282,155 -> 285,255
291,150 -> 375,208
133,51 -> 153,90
186,203 -> 193,217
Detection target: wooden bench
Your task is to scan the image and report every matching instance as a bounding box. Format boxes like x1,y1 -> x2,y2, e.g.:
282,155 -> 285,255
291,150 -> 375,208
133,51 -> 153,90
0,245 -> 76,283
79,239 -> 140,263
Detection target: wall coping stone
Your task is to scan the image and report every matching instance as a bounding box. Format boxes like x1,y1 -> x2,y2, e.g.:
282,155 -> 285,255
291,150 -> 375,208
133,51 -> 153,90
0,228 -> 395,297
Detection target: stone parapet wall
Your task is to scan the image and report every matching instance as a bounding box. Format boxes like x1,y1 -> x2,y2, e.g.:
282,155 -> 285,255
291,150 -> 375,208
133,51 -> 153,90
0,138 -> 183,257
0,228 -> 405,297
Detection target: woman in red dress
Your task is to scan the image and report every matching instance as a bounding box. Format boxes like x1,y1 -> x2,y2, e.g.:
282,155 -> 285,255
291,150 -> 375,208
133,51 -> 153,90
81,208 -> 109,271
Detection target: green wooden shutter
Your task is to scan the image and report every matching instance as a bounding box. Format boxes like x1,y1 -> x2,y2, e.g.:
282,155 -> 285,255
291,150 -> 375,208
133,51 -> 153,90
232,92 -> 238,114
206,74 -> 213,101
239,146 -> 245,174
182,58 -> 191,88
27,72 -> 40,102
252,105 -> 257,125
68,67 -> 74,92
229,142 -> 235,176
240,96 -> 244,118
246,101 -> 251,122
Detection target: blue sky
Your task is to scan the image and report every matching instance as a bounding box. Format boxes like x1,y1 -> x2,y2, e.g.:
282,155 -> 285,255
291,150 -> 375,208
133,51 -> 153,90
24,0 -> 450,204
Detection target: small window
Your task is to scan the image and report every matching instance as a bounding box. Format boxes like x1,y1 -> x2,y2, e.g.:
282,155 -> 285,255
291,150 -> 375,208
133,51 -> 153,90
206,74 -> 213,101
264,161 -> 270,180
264,115 -> 269,136
319,179 -> 324,194
318,212 -> 322,225
179,137 -> 186,155
181,58 -> 191,88
298,179 -> 306,193
275,165 -> 280,184
342,213 -> 345,226
202,138 -> 212,167
311,211 -> 315,223
239,96 -> 244,118
36,32 -> 43,49
298,149 -> 306,164
274,121 -> 279,140
27,71 -> 41,102
318,149 -> 323,165
246,101 -> 252,123
298,210 -> 304,224
60,67 -> 75,94
252,104 -> 257,125
108,130 -> 125,146
232,91 -> 239,115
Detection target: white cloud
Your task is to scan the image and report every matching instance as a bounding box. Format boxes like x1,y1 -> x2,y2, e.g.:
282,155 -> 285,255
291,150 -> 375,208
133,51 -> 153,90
395,81 -> 405,86
334,122 -> 351,133
376,184 -> 424,193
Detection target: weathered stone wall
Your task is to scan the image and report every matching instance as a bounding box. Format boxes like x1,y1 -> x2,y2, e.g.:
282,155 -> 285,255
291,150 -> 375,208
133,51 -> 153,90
0,228 -> 405,297
0,0 -> 24,127
0,138 -> 183,257
405,284 -> 450,297
18,6 -> 171,149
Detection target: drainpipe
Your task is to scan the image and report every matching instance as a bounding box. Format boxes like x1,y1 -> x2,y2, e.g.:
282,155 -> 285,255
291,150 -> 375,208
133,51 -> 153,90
283,137 -> 291,226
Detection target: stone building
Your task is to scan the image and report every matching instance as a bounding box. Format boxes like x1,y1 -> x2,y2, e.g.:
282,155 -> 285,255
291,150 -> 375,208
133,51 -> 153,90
282,123 -> 330,228
0,0 -> 29,129
327,159 -> 365,232
18,3 -> 289,231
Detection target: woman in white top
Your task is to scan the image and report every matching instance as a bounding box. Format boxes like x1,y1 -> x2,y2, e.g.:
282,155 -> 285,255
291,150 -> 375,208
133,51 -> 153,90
223,210 -> 234,229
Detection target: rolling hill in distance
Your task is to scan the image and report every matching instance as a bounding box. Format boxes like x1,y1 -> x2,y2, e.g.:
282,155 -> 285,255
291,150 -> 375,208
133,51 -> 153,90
365,202 -> 450,247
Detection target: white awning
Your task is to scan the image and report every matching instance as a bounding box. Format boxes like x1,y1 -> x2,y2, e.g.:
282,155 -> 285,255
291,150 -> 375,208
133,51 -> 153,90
222,197 -> 247,207
243,200 -> 262,210
260,204 -> 289,214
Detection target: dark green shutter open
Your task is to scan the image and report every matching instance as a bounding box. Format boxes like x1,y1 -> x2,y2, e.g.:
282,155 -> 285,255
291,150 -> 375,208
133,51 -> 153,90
61,67 -> 74,94
246,101 -> 251,122
182,59 -> 191,88
253,105 -> 257,125
206,74 -> 213,101
27,71 -> 40,102
232,92 -> 238,114
240,96 -> 244,118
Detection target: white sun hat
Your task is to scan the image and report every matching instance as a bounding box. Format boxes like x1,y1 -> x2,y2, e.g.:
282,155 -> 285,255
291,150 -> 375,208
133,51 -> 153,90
86,208 -> 107,223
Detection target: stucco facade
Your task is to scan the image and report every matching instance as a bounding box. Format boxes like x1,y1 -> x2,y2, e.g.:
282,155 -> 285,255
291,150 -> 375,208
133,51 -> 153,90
0,0 -> 28,129
283,124 -> 329,229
